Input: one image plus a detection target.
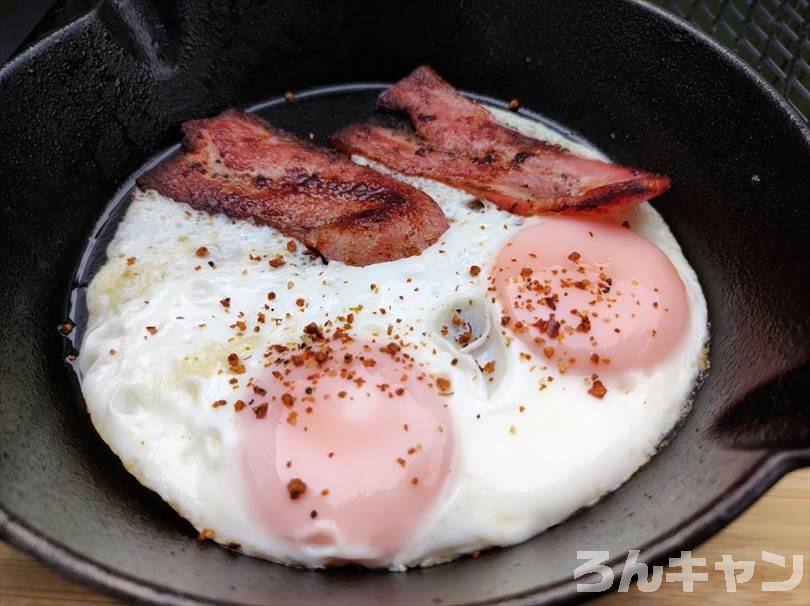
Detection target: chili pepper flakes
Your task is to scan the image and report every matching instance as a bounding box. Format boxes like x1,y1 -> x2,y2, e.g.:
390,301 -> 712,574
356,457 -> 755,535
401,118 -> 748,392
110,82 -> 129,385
588,379 -> 608,399
287,478 -> 307,499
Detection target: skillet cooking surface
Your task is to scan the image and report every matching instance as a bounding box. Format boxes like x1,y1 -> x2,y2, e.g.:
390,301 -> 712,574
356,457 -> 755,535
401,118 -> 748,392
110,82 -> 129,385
1,1 -> 808,604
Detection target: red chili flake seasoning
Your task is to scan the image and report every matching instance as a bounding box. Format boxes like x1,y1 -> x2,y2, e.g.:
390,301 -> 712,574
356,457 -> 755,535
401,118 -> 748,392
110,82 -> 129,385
287,240 -> 298,253
269,256 -> 286,268
145,326 -> 158,335
303,322 -> 324,340
287,411 -> 298,426
57,322 -> 75,336
396,457 -> 406,467
126,256 -> 137,265
212,399 -> 227,408
533,314 -> 560,339
508,98 -> 520,111
567,251 -> 581,262
543,346 -> 555,359
198,528 -> 216,542
253,385 -> 267,396
287,478 -> 307,500
234,400 -> 246,412
267,292 -> 276,301
380,342 -> 401,356
196,246 -> 209,257
220,297 -> 231,309
253,403 -> 269,419
482,360 -> 496,374
281,393 -> 295,408
227,353 -> 246,374
469,265 -> 481,277
296,298 -> 305,308
436,377 -> 452,395
283,90 -> 295,103
588,380 -> 608,399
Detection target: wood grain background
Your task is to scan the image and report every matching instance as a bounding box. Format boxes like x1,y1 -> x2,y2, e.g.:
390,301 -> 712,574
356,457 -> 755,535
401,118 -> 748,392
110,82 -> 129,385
2,469 -> 808,605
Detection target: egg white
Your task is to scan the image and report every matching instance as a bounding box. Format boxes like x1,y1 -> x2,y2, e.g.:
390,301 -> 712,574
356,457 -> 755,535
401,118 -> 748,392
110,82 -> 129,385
79,107 -> 708,570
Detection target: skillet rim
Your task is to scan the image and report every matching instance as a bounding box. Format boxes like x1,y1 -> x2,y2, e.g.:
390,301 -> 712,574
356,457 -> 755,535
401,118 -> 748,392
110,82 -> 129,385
1,0 -> 809,604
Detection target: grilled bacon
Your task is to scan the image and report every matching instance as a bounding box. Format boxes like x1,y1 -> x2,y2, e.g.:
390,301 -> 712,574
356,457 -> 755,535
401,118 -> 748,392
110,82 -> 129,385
333,66 -> 670,215
137,109 -> 448,266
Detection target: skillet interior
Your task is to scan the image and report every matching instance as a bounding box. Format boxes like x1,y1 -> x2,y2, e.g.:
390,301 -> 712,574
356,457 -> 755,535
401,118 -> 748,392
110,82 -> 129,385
1,1 -> 809,604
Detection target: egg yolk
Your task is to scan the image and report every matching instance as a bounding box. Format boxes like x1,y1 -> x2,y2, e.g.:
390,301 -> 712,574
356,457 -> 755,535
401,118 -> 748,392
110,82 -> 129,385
238,339 -> 453,564
493,217 -> 688,375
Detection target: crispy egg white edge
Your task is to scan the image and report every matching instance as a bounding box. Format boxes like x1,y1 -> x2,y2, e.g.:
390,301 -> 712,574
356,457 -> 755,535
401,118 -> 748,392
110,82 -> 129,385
79,107 -> 709,570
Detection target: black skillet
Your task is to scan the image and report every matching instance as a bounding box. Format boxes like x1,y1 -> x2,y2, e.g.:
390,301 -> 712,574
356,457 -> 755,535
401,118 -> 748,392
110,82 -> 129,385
1,1 -> 808,604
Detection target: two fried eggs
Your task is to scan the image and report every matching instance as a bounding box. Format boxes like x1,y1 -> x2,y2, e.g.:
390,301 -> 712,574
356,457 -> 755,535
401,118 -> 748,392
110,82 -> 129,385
79,108 -> 708,570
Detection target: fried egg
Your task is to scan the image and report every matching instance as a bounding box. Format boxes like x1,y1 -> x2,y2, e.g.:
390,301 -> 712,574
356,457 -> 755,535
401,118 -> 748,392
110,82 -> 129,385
79,107 -> 708,570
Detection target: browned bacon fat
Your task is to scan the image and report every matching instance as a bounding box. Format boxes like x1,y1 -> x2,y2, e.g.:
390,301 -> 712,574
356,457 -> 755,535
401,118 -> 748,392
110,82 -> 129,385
137,109 -> 448,266
332,66 -> 670,215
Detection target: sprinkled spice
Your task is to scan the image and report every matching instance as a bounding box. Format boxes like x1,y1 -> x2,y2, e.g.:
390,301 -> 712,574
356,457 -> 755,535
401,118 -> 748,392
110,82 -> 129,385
310,510 -> 318,519
145,326 -> 158,335
227,353 -> 246,374
588,380 -> 608,399
253,403 -> 269,419
508,98 -> 520,111
234,400 -> 246,412
126,256 -> 136,265
380,342 -> 401,355
198,528 -> 216,542
57,322 -> 74,336
469,265 -> 481,276
287,240 -> 298,253
196,246 -> 209,257
567,251 -> 581,262
287,478 -> 307,499
436,377 -> 452,394
269,256 -> 286,268
220,297 -> 230,309
212,399 -> 227,408
283,90 -> 295,103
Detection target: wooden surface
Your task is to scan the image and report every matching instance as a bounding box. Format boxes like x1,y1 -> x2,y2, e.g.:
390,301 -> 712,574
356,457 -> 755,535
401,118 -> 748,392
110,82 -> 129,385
1,469 -> 808,605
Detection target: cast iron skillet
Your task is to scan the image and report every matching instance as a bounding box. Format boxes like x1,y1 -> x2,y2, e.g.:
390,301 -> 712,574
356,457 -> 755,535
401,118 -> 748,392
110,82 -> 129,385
1,0 -> 808,604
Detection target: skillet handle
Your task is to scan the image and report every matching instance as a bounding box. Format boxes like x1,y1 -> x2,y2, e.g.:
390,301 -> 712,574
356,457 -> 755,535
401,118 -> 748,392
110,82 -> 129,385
712,361 -> 810,455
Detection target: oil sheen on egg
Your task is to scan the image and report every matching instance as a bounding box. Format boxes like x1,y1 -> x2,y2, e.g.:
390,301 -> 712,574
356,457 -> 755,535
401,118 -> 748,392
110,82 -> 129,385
79,106 -> 709,570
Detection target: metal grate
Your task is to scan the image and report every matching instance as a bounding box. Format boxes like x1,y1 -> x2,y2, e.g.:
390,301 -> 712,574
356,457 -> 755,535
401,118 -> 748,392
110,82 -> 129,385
653,0 -> 810,121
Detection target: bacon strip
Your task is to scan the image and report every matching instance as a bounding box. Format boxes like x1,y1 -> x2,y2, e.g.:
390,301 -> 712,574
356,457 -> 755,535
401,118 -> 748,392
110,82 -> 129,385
137,109 -> 448,266
333,66 -> 670,215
